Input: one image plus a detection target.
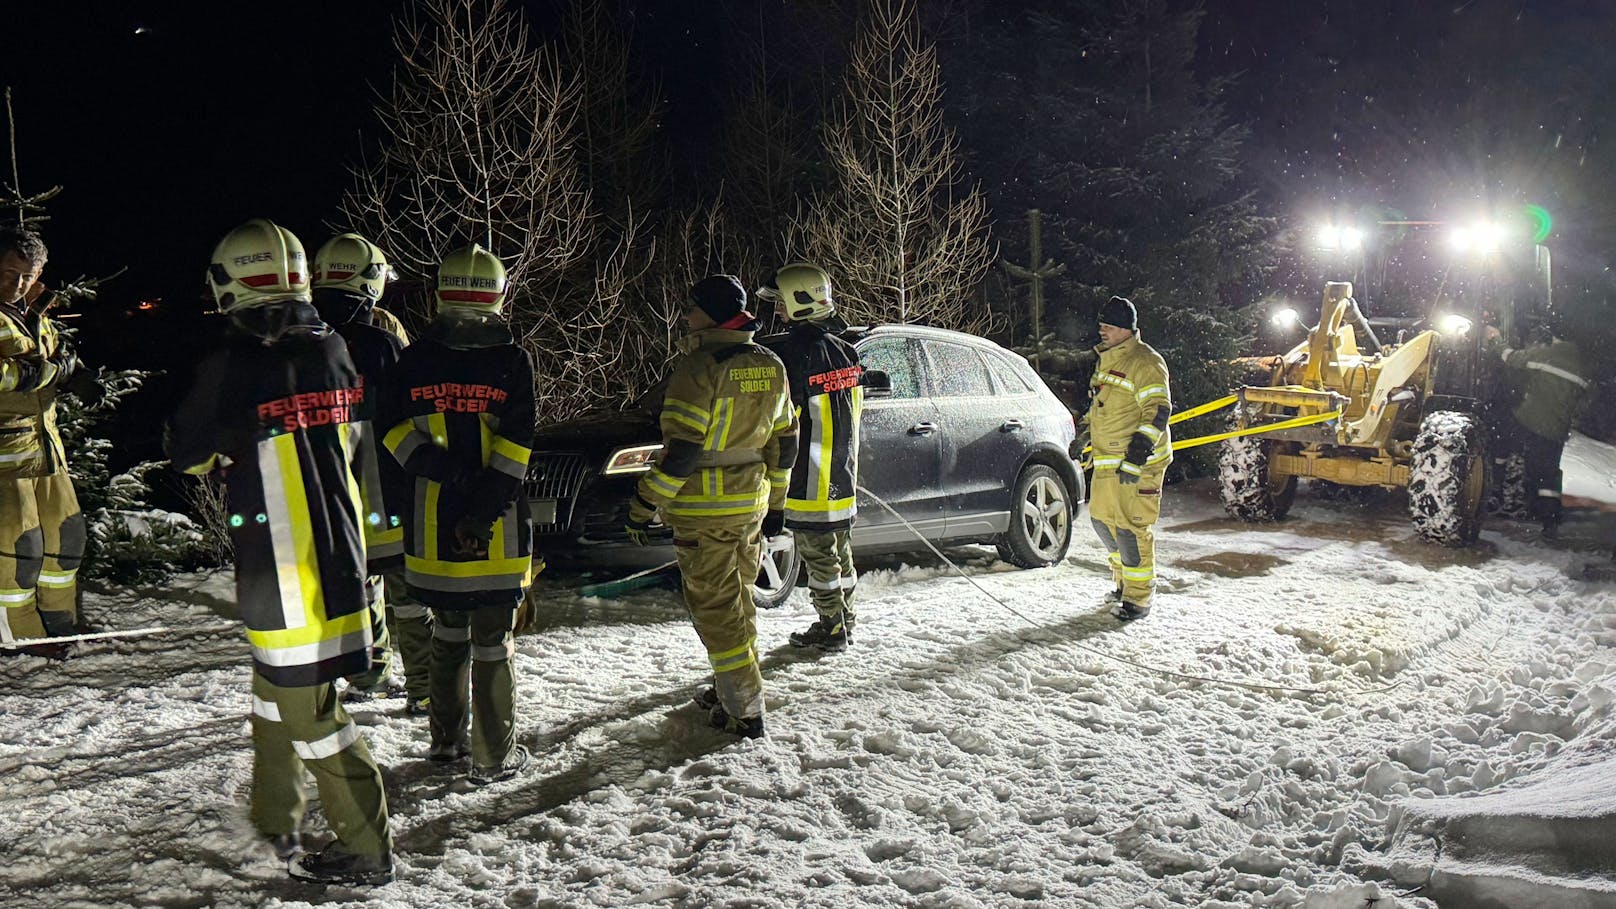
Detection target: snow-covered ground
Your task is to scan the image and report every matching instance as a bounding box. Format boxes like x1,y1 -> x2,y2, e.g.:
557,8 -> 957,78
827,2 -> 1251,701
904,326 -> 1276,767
3,439 -> 1615,909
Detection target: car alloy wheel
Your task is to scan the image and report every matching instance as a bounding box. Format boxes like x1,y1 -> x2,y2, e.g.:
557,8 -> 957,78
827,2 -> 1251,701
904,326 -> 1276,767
997,464 -> 1073,568
753,530 -> 803,609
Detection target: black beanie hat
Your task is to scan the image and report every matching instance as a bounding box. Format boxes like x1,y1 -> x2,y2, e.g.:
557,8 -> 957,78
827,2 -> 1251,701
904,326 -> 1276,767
690,274 -> 748,324
1098,295 -> 1137,331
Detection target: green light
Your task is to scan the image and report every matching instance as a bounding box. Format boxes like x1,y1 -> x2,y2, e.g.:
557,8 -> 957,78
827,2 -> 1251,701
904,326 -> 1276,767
1524,204 -> 1553,244
229,514 -> 244,528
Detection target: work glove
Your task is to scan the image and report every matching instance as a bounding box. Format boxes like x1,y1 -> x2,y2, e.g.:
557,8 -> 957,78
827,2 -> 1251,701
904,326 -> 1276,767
1120,431 -> 1154,485
50,349 -> 79,385
451,515 -> 493,558
625,496 -> 656,546
761,509 -> 785,538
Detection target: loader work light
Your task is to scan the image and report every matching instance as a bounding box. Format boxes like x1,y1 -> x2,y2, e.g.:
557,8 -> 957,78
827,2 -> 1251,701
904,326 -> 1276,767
1447,221 -> 1505,255
1438,313 -> 1474,336
1271,307 -> 1300,328
1314,225 -> 1365,252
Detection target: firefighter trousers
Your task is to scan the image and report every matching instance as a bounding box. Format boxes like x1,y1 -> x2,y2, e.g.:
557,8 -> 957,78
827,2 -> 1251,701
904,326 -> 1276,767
1088,466 -> 1165,606
248,671 -> 391,857
345,568 -> 433,699
0,471 -> 85,641
797,529 -> 857,622
428,605 -> 517,768
668,507 -> 767,721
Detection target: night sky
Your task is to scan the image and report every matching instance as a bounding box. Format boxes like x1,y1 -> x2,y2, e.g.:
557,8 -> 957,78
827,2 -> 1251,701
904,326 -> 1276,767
8,1 -> 1614,334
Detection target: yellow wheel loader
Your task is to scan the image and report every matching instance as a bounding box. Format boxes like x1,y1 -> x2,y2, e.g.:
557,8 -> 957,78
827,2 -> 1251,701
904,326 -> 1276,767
1221,236 -> 1551,546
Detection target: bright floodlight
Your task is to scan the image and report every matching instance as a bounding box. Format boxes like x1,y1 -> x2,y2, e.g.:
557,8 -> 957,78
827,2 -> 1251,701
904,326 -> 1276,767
1315,225 -> 1365,252
1271,307 -> 1300,328
1439,313 -> 1473,336
1448,221 -> 1504,255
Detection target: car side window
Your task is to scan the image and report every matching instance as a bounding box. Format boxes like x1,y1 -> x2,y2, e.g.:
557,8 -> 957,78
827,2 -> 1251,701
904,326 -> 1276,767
858,337 -> 923,399
925,341 -> 995,397
987,352 -> 1035,394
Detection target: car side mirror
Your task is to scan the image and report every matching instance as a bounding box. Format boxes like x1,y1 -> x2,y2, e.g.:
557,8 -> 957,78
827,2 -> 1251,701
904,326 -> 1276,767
863,369 -> 893,399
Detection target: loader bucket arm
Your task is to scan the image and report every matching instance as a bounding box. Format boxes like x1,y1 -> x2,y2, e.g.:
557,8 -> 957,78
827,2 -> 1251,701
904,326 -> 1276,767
1342,329 -> 1437,447
1302,282 -> 1357,389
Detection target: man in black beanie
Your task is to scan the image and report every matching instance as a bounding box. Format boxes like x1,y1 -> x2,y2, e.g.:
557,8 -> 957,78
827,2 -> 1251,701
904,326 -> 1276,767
1084,296 -> 1172,621
625,276 -> 799,737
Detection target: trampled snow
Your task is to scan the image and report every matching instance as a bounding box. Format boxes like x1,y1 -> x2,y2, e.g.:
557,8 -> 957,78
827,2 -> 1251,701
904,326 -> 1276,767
2,437 -> 1614,908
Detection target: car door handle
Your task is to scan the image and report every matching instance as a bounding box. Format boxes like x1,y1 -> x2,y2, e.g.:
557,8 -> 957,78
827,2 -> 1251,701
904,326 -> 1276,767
908,422 -> 938,436
999,419 -> 1025,432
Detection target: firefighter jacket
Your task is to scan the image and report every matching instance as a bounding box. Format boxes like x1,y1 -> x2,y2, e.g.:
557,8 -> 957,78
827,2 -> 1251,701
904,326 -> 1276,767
1500,338 -> 1590,442
763,321 -> 863,530
381,315 -> 535,608
0,299 -> 72,478
635,326 -> 799,522
320,298 -> 408,571
1087,333 -> 1173,477
165,304 -> 372,687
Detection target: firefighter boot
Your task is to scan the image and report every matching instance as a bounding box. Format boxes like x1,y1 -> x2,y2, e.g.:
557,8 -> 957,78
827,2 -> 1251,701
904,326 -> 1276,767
788,611 -> 851,651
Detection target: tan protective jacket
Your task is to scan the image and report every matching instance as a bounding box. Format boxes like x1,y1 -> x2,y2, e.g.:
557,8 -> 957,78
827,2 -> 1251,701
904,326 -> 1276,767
0,300 -> 70,478
1087,333 -> 1173,476
636,327 -> 799,520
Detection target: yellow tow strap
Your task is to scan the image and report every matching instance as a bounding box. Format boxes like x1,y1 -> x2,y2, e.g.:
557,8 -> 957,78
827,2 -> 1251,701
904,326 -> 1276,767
1079,392 -> 1342,462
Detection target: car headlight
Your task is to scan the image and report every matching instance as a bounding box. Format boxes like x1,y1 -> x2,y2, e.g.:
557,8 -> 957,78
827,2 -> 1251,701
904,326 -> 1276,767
602,443 -> 663,475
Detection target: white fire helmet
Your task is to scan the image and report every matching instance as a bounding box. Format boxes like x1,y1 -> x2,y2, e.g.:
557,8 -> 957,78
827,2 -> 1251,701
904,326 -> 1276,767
313,233 -> 391,301
435,244 -> 508,314
760,262 -> 834,322
207,219 -> 310,311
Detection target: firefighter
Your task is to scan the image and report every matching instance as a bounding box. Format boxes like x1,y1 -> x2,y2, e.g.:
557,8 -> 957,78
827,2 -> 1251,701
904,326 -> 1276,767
1085,296 -> 1172,622
1485,318 -> 1591,534
0,227 -> 86,660
372,306 -> 410,345
165,219 -> 392,885
311,233 -> 432,713
757,263 -> 863,651
381,244 -> 536,785
625,275 -> 798,738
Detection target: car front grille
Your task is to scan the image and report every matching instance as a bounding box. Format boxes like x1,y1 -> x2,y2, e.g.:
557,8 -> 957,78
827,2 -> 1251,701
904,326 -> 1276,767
525,452 -> 593,531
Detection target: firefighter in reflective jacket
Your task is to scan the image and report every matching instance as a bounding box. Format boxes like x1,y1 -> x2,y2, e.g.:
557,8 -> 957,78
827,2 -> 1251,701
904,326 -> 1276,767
1085,296 -> 1172,622
381,244 -> 536,785
166,219 -> 392,885
1485,319 -> 1591,532
757,263 -> 863,651
312,233 -> 431,711
626,275 -> 798,738
0,227 -> 86,657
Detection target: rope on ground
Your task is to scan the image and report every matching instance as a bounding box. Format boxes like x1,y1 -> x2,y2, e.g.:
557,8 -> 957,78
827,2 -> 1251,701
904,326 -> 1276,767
1,567 -> 238,650
856,485 -> 1403,698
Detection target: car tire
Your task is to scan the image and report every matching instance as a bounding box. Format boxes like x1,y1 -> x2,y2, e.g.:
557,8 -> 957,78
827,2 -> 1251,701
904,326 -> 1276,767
753,531 -> 803,609
996,464 -> 1074,568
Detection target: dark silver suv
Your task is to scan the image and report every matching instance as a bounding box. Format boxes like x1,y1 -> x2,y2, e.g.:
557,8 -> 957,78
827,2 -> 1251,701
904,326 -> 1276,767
526,324 -> 1085,606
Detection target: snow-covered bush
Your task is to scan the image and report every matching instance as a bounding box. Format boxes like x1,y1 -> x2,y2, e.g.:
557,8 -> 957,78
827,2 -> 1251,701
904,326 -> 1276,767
58,368 -> 221,582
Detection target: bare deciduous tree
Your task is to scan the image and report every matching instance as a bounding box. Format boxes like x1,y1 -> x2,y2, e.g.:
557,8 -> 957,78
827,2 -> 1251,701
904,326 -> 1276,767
341,0 -> 667,421
801,0 -> 996,332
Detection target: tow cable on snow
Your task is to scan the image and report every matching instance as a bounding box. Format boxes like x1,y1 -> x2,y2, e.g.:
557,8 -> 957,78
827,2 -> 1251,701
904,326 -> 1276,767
857,484 -> 1404,698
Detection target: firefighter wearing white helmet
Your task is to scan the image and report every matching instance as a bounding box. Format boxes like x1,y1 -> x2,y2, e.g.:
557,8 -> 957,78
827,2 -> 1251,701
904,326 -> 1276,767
381,243 -> 537,785
168,219 -> 394,884
313,234 -> 432,713
759,263 -> 865,651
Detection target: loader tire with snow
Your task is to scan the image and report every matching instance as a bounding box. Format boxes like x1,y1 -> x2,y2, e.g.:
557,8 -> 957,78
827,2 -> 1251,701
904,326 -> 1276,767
1218,435 -> 1296,522
1408,411 -> 1486,547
